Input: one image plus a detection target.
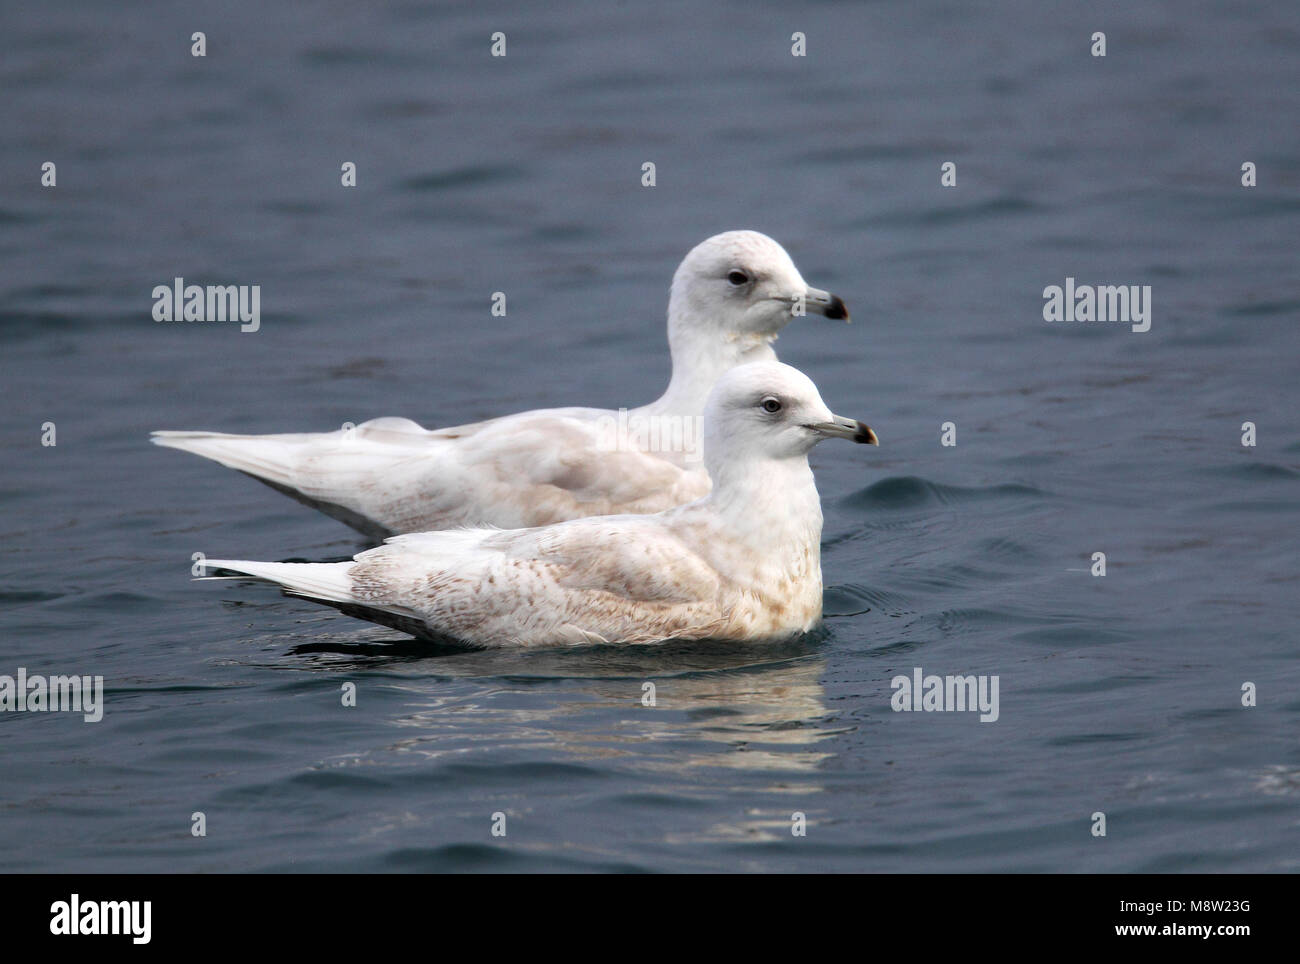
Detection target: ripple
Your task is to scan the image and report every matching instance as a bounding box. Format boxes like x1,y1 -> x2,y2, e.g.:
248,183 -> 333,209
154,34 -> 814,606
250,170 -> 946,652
823,582 -> 911,616
1009,623 -> 1136,648
839,476 -> 1047,511
1046,731 -> 1146,746
0,590 -> 65,605
0,207 -> 41,225
376,844 -> 644,873
300,46 -> 423,68
865,196 -> 1043,228
401,165 -> 526,192
1204,461 -> 1299,481
1225,298 -> 1300,317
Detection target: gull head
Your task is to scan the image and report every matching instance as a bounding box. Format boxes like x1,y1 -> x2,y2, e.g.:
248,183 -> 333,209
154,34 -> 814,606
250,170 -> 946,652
668,231 -> 849,345
703,361 -> 878,469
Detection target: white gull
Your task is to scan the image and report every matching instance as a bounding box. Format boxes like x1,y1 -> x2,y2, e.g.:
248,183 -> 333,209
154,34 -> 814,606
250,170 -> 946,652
151,231 -> 849,539
201,361 -> 878,648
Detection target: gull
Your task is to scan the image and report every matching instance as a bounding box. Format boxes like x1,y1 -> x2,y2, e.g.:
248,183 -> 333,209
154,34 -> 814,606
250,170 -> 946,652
201,361 -> 878,648
152,231 -> 849,539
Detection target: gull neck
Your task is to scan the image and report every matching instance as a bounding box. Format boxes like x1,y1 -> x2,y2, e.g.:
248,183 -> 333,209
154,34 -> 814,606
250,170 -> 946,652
642,319 -> 779,418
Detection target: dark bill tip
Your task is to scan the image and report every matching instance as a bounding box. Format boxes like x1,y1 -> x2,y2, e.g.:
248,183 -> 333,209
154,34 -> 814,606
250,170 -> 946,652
855,423 -> 879,445
824,295 -> 849,322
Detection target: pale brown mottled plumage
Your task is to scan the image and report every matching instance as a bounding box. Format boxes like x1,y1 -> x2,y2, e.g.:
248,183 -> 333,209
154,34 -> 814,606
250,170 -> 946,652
203,362 -> 877,649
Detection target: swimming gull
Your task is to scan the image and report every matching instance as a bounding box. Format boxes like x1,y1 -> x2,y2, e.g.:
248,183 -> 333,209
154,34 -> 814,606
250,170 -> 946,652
151,231 -> 849,539
201,361 -> 878,648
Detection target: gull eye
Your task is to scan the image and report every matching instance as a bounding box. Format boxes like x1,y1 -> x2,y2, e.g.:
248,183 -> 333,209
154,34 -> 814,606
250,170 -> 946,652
727,270 -> 750,286
761,396 -> 782,414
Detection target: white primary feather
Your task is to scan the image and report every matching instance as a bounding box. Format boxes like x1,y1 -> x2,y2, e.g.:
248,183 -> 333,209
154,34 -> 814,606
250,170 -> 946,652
153,231 -> 848,538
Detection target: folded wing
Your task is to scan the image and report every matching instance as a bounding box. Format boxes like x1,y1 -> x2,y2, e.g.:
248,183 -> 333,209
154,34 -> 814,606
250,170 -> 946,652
155,408 -> 709,537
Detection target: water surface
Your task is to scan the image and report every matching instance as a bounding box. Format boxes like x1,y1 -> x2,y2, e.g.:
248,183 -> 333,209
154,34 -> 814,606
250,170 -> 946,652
1,0 -> 1297,872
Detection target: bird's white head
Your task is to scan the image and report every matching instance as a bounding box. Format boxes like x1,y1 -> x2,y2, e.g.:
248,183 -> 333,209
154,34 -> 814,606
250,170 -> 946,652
668,230 -> 848,345
653,231 -> 849,419
702,361 -> 878,475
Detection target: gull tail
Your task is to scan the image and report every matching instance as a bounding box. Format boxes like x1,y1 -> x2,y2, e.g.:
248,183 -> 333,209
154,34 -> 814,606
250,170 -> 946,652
201,559 -> 356,606
201,558 -> 438,641
150,431 -> 305,489
151,430 -> 396,540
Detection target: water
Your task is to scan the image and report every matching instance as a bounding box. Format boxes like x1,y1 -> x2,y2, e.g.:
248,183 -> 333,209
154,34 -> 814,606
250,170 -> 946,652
2,0 -> 1298,872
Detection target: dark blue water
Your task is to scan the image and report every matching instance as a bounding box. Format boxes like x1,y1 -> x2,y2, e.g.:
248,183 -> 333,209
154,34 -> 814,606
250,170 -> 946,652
2,0 -> 1297,872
